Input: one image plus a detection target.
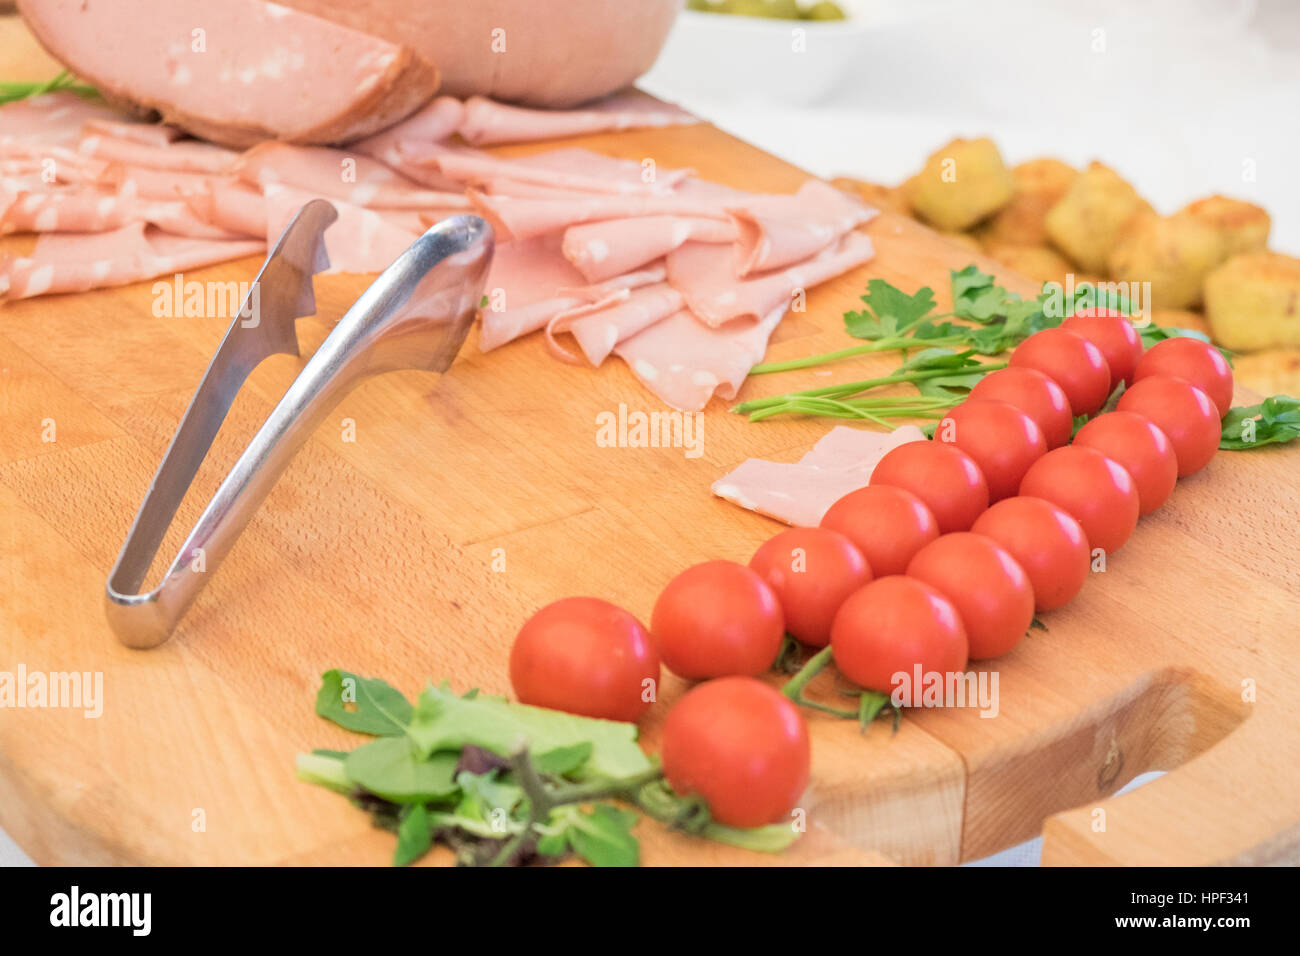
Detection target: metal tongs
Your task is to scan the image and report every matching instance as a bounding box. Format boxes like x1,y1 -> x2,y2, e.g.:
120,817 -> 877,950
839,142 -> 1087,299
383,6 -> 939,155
105,200 -> 494,649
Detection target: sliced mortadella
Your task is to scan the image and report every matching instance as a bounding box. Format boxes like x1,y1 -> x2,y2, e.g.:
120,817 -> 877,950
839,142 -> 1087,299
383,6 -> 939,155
457,92 -> 698,146
797,424 -> 928,472
711,461 -> 883,529
181,179 -> 267,238
0,91 -> 124,147
1,189 -> 129,234
77,133 -> 240,174
469,189 -> 731,242
81,118 -> 184,148
710,426 -> 928,526
233,142 -> 469,211
563,214 -> 737,283
103,164 -> 220,200
400,141 -> 680,197
730,179 -> 876,276
0,221 -> 264,299
667,229 -> 875,328
262,184 -> 419,274
349,95 -> 465,189
545,282 -> 684,366
612,303 -> 788,412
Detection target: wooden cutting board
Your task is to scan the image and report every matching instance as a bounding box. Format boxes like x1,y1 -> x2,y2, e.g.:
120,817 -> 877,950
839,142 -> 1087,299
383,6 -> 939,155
3,17 -> 1299,867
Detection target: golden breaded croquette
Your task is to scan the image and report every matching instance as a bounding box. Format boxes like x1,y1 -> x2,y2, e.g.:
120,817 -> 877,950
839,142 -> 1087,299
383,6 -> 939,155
981,158 -> 1076,246
1044,161 -> 1152,273
1204,252 -> 1300,351
830,176 -> 912,217
904,137 -> 1014,232
1179,195 -> 1270,259
981,240 -> 1074,286
1107,212 -> 1223,310
1230,348 -> 1300,397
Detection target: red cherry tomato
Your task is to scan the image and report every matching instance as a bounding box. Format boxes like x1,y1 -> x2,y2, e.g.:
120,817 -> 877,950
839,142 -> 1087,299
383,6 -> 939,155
1116,375 -> 1220,477
1074,410 -> 1178,515
651,560 -> 784,679
820,484 -> 940,577
937,400 -> 1047,502
510,597 -> 660,722
830,576 -> 968,693
906,532 -> 1035,659
1061,308 -> 1144,388
968,366 -> 1074,449
869,440 -> 990,534
970,496 -> 1090,612
1018,445 -> 1140,553
1010,327 -> 1112,416
1133,337 -> 1234,418
749,527 -> 872,648
661,677 -> 810,828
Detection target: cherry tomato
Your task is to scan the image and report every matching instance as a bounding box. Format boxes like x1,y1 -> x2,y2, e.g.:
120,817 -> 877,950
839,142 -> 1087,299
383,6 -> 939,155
1061,308 -> 1144,388
831,576 -> 968,693
820,484 -> 940,577
749,527 -> 872,648
869,440 -> 990,534
1116,375 -> 1220,477
906,532 -> 1034,659
510,597 -> 660,722
1133,337 -> 1234,418
1018,445 -> 1140,553
970,496 -> 1090,611
651,560 -> 784,679
661,677 -> 810,828
937,399 -> 1047,502
1074,410 -> 1178,515
968,366 -> 1074,449
1010,327 -> 1112,416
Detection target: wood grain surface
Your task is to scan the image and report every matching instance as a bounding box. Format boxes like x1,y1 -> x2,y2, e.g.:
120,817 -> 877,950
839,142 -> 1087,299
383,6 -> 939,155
2,16 -> 1298,867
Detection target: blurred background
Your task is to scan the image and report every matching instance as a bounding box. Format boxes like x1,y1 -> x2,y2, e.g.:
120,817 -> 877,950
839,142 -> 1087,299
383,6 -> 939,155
643,0 -> 1299,252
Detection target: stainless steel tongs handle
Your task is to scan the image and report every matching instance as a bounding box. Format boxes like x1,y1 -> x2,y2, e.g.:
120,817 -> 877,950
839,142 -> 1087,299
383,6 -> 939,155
106,200 -> 494,648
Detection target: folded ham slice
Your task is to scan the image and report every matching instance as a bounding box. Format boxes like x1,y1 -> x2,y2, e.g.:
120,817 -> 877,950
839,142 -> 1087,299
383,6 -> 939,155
17,0 -> 440,147
0,91 -> 123,147
458,92 -> 698,146
711,426 -> 928,527
181,180 -> 268,238
730,179 -> 876,276
234,142 -> 469,210
81,118 -> 184,149
348,95 -> 464,190
103,165 -> 219,201
563,215 -> 738,283
667,230 -> 875,328
0,221 -> 263,299
470,191 -> 734,243
612,303 -> 789,413
77,134 -> 241,175
262,184 -> 419,274
545,282 -> 684,366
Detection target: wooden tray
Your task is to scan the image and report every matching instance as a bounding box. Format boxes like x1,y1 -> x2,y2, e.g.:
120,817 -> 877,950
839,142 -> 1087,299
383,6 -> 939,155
2,17 -> 1298,867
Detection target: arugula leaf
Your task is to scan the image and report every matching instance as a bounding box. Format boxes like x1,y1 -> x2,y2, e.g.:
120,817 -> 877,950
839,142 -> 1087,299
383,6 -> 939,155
406,684 -> 652,778
535,742 -> 595,777
315,670 -> 413,736
343,736 -> 460,803
553,804 -> 641,867
1220,395 -> 1300,449
393,804 -> 433,866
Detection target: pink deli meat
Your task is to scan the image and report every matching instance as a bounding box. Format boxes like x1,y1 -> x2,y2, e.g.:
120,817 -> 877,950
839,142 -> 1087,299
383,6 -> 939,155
0,221 -> 263,299
730,179 -> 876,276
262,184 -> 419,274
563,215 -> 738,284
666,229 -> 875,327
711,426 -> 928,527
545,281 -> 684,366
17,0 -> 440,147
458,92 -> 697,146
233,142 -> 469,211
611,302 -> 789,413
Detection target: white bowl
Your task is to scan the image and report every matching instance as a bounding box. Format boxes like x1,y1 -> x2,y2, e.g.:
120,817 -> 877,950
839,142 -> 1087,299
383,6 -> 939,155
646,7 -> 872,106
